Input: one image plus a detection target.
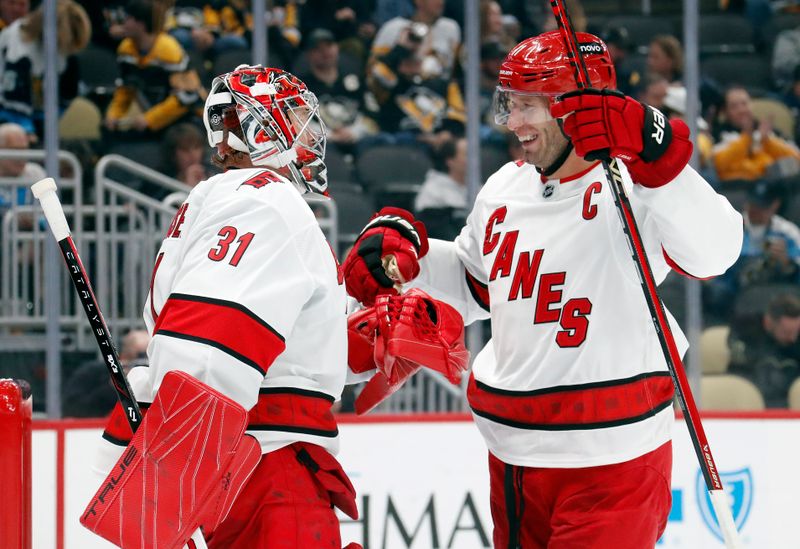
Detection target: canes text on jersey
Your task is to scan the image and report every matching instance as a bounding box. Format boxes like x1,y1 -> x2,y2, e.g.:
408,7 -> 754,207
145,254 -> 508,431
483,205 -> 593,347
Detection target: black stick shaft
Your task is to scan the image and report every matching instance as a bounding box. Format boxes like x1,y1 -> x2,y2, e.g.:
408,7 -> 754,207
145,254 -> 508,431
58,236 -> 142,431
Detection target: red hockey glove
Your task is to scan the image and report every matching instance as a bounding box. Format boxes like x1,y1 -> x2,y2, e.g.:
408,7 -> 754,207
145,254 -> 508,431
377,289 -> 469,386
342,207 -> 429,306
81,371 -> 261,549
551,88 -> 693,187
352,289 -> 469,414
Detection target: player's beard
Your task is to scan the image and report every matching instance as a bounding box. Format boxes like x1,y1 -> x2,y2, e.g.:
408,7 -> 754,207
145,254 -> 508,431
523,119 -> 571,172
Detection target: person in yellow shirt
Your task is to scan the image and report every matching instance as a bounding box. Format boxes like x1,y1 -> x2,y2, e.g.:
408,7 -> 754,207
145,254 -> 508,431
713,86 -> 800,181
105,0 -> 205,135
163,2 -> 251,57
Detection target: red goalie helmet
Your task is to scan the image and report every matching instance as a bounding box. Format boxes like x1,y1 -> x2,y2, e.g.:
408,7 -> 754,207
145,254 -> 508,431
494,31 -> 616,125
203,65 -> 328,195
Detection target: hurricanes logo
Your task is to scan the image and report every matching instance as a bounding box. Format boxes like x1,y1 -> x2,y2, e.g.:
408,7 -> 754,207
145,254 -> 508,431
210,113 -> 222,127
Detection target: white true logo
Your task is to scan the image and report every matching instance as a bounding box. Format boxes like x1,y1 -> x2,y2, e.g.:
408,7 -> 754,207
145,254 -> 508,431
650,107 -> 666,144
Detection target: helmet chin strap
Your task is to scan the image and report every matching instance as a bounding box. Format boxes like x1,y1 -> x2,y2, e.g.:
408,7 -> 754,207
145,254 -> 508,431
537,140 -> 574,177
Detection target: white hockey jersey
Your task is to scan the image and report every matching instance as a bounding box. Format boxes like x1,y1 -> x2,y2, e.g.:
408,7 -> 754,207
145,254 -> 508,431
141,167 -> 348,456
414,160 -> 743,468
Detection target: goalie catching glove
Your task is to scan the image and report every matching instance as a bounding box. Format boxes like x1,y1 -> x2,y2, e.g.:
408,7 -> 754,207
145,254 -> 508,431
81,371 -> 261,549
551,88 -> 693,187
342,207 -> 429,306
348,289 -> 470,414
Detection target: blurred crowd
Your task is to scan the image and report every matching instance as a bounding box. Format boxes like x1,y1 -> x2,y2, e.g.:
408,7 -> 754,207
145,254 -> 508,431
4,0 -> 800,412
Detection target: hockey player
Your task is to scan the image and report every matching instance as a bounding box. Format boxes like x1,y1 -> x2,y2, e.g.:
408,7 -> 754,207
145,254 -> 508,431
85,66 -> 359,549
343,32 -> 743,547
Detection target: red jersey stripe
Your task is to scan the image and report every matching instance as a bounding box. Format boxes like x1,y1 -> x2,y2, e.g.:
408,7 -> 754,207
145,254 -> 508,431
662,247 -> 715,280
465,269 -> 490,312
467,371 -> 674,431
247,388 -> 338,438
153,293 -> 286,375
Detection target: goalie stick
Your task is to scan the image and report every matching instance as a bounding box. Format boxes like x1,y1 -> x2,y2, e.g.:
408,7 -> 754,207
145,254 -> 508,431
31,178 -> 208,549
547,2 -> 743,547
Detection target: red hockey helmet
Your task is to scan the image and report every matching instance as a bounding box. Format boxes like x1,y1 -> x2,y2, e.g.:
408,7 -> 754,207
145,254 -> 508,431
203,65 -> 328,194
494,31 -> 616,125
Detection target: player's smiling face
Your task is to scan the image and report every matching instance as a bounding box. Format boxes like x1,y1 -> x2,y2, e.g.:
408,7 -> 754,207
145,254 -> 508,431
506,94 -> 570,170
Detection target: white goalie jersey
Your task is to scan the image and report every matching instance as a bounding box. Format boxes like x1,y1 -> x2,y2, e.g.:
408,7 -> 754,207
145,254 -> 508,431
140,167 -> 348,456
414,160 -> 743,468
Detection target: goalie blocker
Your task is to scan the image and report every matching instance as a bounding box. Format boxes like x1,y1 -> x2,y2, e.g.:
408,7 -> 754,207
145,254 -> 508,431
81,371 -> 261,549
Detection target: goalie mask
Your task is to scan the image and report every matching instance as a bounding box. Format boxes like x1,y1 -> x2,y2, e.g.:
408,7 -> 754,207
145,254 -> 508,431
493,31 -> 616,127
203,65 -> 328,195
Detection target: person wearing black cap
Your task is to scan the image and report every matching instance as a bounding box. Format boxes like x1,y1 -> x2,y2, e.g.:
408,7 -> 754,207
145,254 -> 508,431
295,28 -> 375,153
706,179 -> 800,320
738,180 -> 800,285
601,25 -> 640,96
728,291 -> 800,408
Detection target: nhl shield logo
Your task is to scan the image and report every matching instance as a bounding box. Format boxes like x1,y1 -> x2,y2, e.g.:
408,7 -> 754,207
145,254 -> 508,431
695,468 -> 753,542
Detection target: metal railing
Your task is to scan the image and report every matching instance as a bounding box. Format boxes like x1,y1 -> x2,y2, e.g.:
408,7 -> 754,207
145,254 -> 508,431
0,149 -> 84,347
362,369 -> 469,413
94,154 -> 190,339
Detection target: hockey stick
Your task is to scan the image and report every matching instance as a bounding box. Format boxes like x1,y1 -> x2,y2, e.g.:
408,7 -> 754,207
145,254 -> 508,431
547,3 -> 743,547
31,178 -> 208,549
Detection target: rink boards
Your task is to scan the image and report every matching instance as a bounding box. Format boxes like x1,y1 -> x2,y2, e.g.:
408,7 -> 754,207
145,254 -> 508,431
30,413 -> 797,548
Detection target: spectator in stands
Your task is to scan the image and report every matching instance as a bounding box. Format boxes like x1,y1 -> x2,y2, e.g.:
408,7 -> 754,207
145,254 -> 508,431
728,293 -> 800,408
370,0 -> 461,80
712,86 -> 800,182
165,1 -> 248,58
782,64 -> 800,145
0,122 -> 45,212
295,28 -> 375,154
0,0 -> 91,140
0,0 -> 28,31
215,0 -> 302,64
738,180 -> 800,286
478,40 -> 507,145
494,0 -> 538,38
373,0 -> 414,28
365,42 -> 466,152
104,0 -> 205,138
161,122 -> 207,188
480,0 -> 516,52
299,0 -> 376,62
62,329 -> 150,417
646,34 -> 683,84
706,180 -> 800,320
637,73 -> 669,110
537,0 -> 586,33
75,0 -> 126,49
602,25 -> 640,96
414,136 -> 468,240
772,24 -> 800,90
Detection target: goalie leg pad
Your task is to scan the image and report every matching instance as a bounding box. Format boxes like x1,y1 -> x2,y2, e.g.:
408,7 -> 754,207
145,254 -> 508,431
81,370 -> 261,549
